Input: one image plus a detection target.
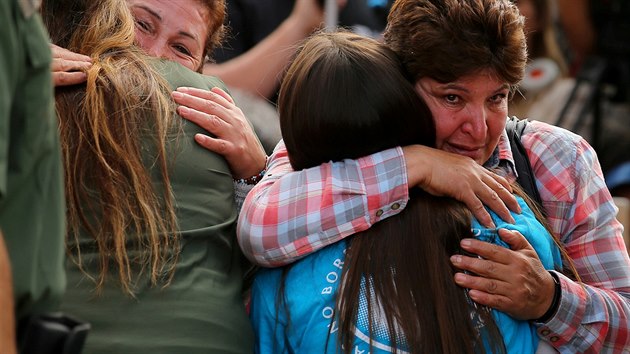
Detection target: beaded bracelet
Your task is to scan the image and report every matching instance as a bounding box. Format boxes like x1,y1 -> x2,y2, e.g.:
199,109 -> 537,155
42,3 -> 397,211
234,158 -> 268,185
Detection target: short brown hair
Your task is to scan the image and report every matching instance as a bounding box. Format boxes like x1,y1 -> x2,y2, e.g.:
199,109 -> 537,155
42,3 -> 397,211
384,0 -> 527,90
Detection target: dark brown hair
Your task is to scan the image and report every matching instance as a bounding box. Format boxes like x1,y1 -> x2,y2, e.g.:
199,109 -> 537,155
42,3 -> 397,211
338,189 -> 505,353
279,31 -> 435,170
384,0 -> 528,92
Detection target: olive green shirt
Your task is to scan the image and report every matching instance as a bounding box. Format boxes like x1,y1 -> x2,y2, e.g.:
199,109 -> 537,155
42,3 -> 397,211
0,0 -> 66,320
60,60 -> 254,353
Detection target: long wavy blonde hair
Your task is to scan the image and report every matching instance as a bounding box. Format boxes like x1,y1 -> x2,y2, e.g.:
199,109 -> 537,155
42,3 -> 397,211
42,0 -> 180,295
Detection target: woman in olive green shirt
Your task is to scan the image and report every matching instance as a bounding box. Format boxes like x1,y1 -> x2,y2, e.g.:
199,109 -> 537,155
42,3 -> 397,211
41,0 -> 254,352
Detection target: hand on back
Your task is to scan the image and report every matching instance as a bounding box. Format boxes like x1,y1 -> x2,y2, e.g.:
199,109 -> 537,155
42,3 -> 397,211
172,86 -> 267,179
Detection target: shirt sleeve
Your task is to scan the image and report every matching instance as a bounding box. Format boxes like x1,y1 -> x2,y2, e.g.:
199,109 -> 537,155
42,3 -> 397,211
237,140 -> 409,267
233,181 -> 255,214
523,121 -> 630,353
0,2 -> 16,199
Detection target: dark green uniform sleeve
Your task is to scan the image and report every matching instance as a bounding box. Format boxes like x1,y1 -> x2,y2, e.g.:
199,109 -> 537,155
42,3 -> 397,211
0,0 -> 18,197
0,0 -> 66,320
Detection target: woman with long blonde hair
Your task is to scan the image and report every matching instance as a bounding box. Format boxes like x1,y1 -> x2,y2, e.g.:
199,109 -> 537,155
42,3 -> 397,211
41,0 -> 254,352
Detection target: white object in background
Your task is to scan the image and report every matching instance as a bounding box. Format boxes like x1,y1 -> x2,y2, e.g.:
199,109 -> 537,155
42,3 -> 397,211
325,0 -> 338,32
521,58 -> 560,94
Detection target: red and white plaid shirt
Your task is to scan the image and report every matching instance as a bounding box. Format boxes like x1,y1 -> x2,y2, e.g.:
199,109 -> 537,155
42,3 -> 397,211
238,119 -> 630,353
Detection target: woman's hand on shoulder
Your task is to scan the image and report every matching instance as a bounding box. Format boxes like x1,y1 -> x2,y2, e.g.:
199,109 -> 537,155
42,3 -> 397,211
451,229 -> 557,320
50,44 -> 92,87
171,86 -> 267,179
402,144 -> 520,228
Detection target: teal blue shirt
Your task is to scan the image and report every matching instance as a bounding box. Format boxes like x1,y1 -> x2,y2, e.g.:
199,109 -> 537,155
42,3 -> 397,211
472,197 -> 562,353
251,196 -> 561,353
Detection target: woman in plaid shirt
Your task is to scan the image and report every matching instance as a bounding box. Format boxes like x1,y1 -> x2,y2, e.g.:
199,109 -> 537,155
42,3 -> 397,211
183,0 -> 630,352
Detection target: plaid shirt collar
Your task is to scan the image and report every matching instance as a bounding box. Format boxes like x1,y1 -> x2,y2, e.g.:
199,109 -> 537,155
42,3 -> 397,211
482,128 -> 519,182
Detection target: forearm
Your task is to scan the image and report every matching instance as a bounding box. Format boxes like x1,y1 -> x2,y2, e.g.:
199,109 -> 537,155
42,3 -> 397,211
237,142 -> 409,267
538,271 -> 630,353
0,231 -> 17,354
548,196 -> 630,352
527,125 -> 630,351
204,15 -> 317,99
0,5 -> 17,348
550,212 -> 630,349
237,139 -> 519,267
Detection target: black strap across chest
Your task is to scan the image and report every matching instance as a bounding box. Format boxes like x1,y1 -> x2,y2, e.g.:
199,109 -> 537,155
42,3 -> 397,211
505,117 -> 544,210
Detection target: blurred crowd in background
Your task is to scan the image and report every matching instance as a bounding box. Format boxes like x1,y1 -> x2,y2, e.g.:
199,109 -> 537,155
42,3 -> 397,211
211,0 -> 630,198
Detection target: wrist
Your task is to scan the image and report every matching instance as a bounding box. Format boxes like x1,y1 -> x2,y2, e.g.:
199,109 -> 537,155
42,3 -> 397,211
533,271 -> 561,323
401,145 -> 429,188
234,156 -> 268,185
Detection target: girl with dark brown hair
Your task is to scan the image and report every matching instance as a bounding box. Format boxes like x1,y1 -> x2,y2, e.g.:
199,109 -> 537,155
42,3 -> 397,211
249,31 -> 570,354
239,1 -> 629,351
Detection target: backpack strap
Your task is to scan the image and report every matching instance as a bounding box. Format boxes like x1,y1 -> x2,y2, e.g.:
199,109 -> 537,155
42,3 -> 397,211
505,117 -> 545,210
